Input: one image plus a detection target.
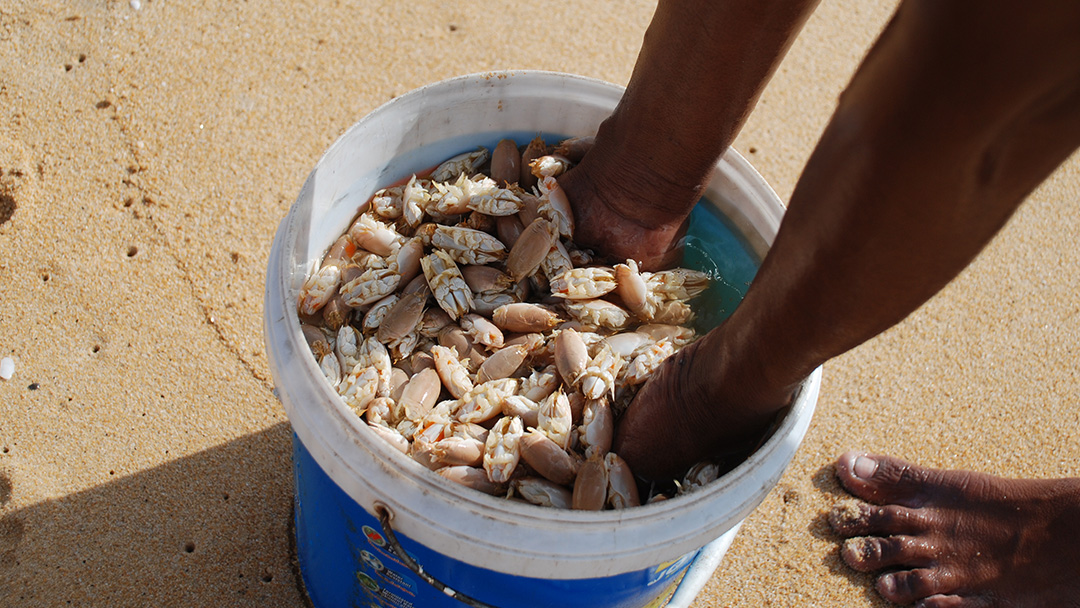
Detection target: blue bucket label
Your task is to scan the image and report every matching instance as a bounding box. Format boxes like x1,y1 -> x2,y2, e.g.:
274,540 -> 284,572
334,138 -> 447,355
648,554 -> 697,587
293,435 -> 699,608
348,524 -> 423,607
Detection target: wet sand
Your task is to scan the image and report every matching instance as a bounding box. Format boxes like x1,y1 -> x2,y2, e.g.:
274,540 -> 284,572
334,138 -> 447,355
1,1 -> 1078,606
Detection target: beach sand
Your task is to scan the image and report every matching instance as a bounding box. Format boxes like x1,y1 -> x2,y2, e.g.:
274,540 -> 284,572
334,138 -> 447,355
1,0 -> 1078,605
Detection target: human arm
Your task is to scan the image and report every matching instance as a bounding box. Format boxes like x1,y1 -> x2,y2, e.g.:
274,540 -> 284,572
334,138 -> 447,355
610,0 -> 1080,479
561,0 -> 821,270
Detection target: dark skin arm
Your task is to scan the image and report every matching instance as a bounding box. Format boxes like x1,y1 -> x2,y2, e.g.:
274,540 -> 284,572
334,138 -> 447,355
562,0 -> 821,271
563,0 -> 1080,480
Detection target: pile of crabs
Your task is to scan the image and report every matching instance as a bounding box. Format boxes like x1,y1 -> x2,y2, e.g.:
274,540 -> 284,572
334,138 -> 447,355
297,136 -> 721,510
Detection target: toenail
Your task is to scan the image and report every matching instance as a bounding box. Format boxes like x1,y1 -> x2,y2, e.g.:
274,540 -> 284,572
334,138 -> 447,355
877,572 -> 897,595
844,537 -> 871,560
854,456 -> 878,479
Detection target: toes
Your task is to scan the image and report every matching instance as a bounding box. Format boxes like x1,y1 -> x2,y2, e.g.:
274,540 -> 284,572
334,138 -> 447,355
829,499 -> 930,537
835,451 -> 945,507
841,535 -> 936,572
916,596 -> 990,608
877,568 -> 957,605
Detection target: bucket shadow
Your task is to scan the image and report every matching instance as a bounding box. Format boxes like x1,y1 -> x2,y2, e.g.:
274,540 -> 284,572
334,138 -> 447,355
808,462 -> 891,607
0,422 -> 311,607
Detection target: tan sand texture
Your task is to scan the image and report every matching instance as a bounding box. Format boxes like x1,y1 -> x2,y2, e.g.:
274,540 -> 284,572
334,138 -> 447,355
1,0 -> 1078,606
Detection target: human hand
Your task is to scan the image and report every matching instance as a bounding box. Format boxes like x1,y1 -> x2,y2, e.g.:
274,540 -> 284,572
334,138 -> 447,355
558,140 -> 787,479
557,142 -> 695,272
612,325 -> 798,481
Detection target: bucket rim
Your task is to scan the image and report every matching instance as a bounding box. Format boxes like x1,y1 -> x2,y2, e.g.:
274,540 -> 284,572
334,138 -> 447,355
264,69 -> 821,577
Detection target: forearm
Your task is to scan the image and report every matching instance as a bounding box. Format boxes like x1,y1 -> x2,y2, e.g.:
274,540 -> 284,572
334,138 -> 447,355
611,0 -> 1080,479
710,0 -> 1080,396
585,0 -> 820,224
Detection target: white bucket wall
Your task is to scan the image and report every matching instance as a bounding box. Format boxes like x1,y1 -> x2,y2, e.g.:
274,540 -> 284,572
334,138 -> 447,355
264,71 -> 820,586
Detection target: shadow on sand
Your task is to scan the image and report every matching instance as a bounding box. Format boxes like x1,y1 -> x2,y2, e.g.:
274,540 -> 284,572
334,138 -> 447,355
0,422 -> 313,607
807,462 -> 891,607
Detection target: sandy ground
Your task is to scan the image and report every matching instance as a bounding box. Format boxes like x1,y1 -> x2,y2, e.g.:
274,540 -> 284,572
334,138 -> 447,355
1,0 -> 1078,606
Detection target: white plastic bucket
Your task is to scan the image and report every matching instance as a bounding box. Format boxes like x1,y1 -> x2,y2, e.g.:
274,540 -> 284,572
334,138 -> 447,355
264,71 -> 821,608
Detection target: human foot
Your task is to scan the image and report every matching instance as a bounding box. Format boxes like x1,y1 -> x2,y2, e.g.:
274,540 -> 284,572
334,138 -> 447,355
829,451 -> 1080,607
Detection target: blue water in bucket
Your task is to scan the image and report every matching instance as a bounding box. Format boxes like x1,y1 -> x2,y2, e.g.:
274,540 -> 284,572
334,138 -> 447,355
290,166 -> 763,607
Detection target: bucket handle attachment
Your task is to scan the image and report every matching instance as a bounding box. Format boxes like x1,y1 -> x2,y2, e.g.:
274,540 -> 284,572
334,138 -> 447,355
374,502 -> 502,608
